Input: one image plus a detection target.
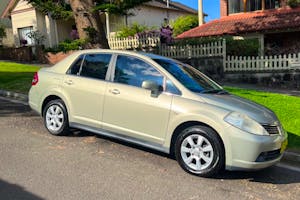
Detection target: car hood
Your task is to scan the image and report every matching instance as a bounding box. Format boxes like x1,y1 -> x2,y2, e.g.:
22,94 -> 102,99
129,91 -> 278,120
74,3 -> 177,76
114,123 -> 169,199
199,94 -> 278,124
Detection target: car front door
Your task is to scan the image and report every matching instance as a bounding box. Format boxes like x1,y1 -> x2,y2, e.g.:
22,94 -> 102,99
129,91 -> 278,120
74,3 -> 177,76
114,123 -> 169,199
102,55 -> 173,144
62,53 -> 112,128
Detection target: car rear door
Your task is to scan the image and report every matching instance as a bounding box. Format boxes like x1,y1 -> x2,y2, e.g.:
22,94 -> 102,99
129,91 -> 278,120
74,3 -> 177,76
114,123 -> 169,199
62,53 -> 112,128
102,54 -> 173,144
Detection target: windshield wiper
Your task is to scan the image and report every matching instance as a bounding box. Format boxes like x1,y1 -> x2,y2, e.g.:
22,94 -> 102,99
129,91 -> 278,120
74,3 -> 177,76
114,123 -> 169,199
201,89 -> 228,95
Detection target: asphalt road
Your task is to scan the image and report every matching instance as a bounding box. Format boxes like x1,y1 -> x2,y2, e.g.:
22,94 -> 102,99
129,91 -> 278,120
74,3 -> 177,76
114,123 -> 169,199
0,97 -> 299,200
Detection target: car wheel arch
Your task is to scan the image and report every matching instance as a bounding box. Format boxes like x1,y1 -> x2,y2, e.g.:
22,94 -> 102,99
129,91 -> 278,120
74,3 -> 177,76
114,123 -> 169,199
169,121 -> 225,159
42,95 -> 67,116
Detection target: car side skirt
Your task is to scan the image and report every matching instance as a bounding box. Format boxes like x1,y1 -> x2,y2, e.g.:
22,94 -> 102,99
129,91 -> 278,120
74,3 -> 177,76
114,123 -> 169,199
70,122 -> 170,154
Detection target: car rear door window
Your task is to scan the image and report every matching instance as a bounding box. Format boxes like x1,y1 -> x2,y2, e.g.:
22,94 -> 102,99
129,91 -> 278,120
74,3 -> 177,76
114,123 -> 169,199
114,55 -> 164,88
80,54 -> 112,80
68,55 -> 84,75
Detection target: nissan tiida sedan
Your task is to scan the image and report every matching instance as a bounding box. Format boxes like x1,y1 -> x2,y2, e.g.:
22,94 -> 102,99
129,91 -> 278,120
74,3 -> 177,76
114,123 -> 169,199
29,50 -> 288,177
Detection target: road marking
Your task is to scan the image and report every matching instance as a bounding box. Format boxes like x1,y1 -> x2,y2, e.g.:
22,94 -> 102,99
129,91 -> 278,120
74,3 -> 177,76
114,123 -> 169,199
276,163 -> 300,173
0,96 -> 28,106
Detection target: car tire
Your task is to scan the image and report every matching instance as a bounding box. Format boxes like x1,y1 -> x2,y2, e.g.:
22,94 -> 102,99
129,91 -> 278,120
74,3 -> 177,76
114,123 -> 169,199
175,125 -> 224,177
43,99 -> 69,136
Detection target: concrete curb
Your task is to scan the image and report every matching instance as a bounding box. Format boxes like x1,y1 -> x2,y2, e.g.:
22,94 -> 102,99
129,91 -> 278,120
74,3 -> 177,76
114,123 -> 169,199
0,89 -> 299,169
0,90 -> 28,102
283,151 -> 300,163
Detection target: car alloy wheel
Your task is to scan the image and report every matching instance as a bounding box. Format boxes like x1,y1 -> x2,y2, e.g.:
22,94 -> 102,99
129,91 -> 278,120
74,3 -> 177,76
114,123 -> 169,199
43,99 -> 69,136
46,105 -> 64,132
180,134 -> 214,171
175,125 -> 224,177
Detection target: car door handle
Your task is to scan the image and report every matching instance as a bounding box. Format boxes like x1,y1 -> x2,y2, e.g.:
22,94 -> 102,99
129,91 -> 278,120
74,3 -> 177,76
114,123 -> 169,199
110,89 -> 120,95
64,80 -> 73,85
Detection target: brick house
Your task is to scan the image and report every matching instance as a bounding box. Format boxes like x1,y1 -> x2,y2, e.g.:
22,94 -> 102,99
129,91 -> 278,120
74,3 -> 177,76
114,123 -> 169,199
177,0 -> 300,56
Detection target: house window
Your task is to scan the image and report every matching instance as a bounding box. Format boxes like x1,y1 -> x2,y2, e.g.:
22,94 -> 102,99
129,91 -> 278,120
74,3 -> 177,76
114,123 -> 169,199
18,26 -> 33,46
249,0 -> 262,11
228,0 -> 243,14
228,0 -> 280,14
265,0 -> 280,9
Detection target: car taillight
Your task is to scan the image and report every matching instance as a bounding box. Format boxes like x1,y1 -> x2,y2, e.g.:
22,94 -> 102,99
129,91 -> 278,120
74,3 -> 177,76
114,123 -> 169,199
32,72 -> 39,85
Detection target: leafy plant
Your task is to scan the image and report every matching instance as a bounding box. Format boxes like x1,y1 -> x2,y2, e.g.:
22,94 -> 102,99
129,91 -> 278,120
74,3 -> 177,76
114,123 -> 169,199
26,0 -> 73,20
45,39 -> 87,53
288,0 -> 300,8
172,15 -> 198,36
93,0 -> 151,15
117,23 -> 150,38
83,26 -> 98,44
26,30 -> 46,45
226,38 -> 259,56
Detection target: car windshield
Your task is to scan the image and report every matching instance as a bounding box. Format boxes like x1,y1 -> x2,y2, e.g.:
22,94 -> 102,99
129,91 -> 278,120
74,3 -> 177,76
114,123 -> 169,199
154,59 -> 224,94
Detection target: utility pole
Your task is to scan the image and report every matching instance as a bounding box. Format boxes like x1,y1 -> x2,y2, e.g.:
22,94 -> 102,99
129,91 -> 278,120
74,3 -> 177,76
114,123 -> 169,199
198,0 -> 203,26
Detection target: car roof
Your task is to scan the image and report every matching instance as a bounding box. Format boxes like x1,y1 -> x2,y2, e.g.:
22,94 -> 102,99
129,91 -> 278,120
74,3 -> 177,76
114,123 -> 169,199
72,49 -> 171,61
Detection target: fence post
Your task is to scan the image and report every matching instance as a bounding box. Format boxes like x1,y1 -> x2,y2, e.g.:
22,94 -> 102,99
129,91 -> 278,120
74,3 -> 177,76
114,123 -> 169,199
222,39 -> 226,73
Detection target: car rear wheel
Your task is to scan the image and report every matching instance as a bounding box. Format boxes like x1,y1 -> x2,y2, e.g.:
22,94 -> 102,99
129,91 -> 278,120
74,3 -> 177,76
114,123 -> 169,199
175,125 -> 224,177
43,99 -> 69,136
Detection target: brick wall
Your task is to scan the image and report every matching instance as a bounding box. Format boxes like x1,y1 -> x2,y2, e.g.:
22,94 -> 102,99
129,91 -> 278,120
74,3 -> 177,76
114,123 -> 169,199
0,47 -> 33,62
220,0 -> 228,17
36,47 -> 75,64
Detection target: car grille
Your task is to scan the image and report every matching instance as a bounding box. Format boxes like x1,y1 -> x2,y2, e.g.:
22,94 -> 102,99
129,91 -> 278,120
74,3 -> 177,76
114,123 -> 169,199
262,125 -> 280,135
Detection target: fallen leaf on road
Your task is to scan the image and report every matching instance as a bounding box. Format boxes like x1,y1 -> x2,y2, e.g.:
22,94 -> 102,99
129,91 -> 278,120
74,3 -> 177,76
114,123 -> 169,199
46,145 -> 66,150
83,137 -> 97,144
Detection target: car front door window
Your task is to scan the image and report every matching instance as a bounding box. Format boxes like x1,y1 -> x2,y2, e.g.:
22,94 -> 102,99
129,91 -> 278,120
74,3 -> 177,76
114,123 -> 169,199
114,55 -> 164,89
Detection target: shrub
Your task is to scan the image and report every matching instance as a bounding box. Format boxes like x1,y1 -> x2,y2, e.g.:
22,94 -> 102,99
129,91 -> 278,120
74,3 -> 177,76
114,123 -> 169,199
45,39 -> 87,53
172,15 -> 198,36
226,38 -> 259,56
288,0 -> 300,8
117,23 -> 152,38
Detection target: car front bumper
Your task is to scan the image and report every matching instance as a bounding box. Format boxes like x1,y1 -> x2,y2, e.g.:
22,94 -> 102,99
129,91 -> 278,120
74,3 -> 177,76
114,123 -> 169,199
224,125 -> 287,171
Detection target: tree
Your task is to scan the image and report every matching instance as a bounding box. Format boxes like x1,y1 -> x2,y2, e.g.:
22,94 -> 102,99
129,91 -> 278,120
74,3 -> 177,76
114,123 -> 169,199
172,15 -> 198,37
26,0 -> 151,49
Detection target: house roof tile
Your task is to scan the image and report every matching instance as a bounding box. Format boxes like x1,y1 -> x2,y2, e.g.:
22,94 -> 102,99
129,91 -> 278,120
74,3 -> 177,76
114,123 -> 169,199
177,7 -> 300,39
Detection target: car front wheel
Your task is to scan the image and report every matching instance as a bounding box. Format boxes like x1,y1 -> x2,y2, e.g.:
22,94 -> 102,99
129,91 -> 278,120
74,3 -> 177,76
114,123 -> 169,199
43,99 -> 69,136
175,125 -> 224,177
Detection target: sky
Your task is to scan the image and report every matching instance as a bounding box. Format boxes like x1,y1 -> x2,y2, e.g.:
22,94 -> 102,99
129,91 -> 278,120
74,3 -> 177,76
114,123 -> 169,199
175,0 -> 220,22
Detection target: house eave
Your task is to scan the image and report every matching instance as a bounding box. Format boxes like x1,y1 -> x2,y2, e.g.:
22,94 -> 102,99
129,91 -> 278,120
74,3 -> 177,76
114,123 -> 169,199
1,0 -> 17,18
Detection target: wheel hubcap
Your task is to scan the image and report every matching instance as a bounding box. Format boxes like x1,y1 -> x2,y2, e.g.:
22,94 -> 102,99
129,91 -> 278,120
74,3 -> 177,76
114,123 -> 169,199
180,134 -> 214,171
46,105 -> 64,132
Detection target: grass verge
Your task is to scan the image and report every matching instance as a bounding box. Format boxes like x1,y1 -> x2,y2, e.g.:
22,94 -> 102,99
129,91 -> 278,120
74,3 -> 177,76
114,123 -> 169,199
0,62 -> 40,94
225,87 -> 300,149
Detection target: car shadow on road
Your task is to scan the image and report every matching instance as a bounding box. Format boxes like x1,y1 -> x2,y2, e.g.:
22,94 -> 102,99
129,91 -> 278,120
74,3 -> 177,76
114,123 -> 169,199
69,129 -> 300,184
0,179 -> 43,200
212,166 -> 300,184
69,129 -> 170,157
68,128 -> 95,137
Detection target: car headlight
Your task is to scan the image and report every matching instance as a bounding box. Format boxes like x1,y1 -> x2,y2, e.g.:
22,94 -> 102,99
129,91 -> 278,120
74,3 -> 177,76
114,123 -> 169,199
224,112 -> 269,136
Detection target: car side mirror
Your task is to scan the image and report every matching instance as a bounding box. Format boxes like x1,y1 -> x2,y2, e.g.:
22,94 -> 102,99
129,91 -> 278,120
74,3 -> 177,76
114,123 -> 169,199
142,80 -> 162,97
